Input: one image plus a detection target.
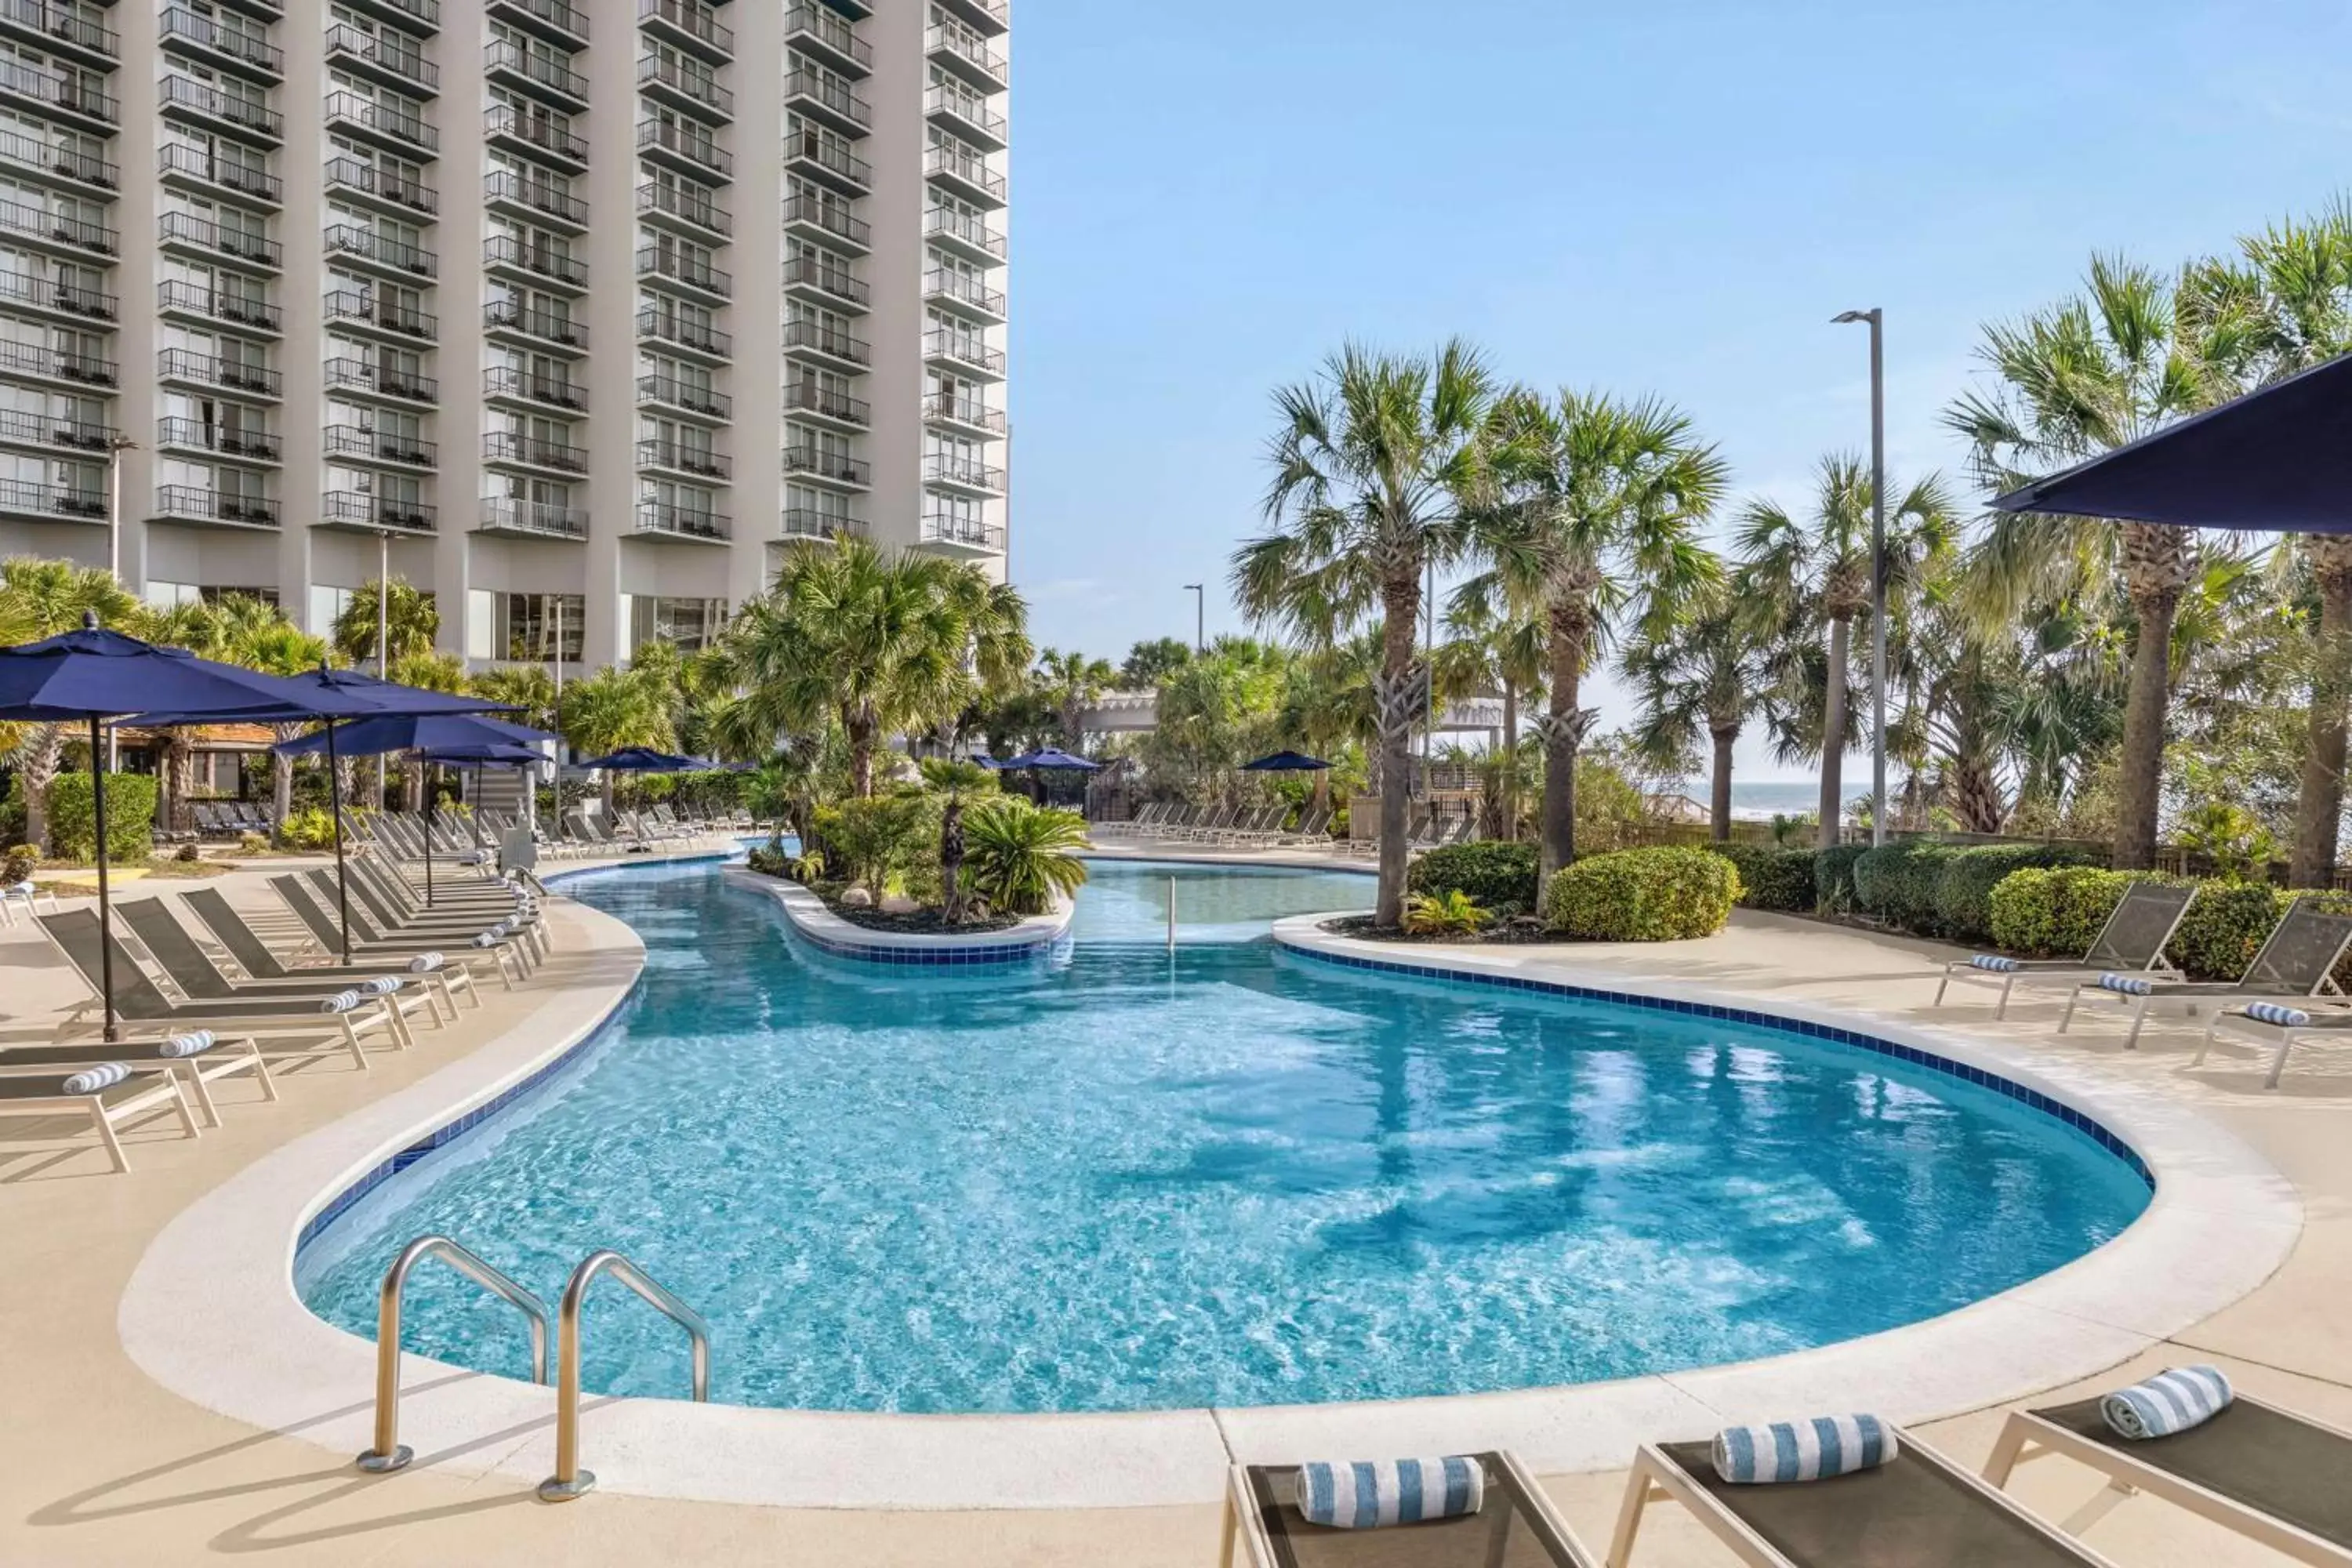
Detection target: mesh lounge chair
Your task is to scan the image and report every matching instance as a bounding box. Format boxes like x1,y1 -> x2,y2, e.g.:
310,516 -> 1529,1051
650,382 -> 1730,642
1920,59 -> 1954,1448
0,1069 -> 200,1174
178,887 -> 489,1011
298,869 -> 543,972
1985,1392 -> 2352,1566
1936,881 -> 2197,1018
2060,902 -> 2352,1049
1223,1452 -> 1595,1568
339,862 -> 546,960
0,1033 -> 274,1128
2193,1001 -> 2352,1089
1610,1431 -> 2121,1567
114,897 -> 445,1040
269,876 -> 532,987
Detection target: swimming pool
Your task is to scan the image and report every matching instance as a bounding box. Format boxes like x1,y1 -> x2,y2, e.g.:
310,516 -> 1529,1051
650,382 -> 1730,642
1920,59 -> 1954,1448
296,858 -> 2151,1415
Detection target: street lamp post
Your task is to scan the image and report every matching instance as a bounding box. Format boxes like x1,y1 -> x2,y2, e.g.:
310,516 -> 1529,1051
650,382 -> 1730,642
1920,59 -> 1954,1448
103,434 -> 137,772
1182,583 -> 1203,654
375,530 -> 390,811
550,595 -> 565,840
1833,307 -> 1889,848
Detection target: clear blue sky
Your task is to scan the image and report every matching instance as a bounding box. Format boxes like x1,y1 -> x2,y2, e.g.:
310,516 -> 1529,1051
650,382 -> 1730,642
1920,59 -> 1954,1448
1006,0 -> 2352,779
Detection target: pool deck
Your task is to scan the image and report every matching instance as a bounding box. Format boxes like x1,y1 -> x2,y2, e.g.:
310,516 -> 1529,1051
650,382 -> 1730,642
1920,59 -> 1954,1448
5,840 -> 2352,1565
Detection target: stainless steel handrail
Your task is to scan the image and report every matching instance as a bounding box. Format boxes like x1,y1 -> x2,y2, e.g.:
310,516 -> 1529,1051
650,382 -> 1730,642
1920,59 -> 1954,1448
538,1249 -> 710,1501
356,1235 -> 553,1474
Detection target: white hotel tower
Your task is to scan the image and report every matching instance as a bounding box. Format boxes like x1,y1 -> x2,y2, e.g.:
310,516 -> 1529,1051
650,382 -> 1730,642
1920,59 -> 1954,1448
0,0 -> 1010,668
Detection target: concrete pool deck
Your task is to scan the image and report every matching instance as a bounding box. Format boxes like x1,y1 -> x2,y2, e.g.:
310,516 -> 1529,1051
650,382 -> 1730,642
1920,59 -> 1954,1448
4,844 -> 2352,1564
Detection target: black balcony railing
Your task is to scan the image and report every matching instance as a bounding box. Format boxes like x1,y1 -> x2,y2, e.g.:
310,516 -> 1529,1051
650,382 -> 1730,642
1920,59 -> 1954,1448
637,53 -> 731,116
923,454 -> 1006,492
159,73 -> 282,137
0,268 -> 112,319
2,63 -> 118,124
324,423 -> 438,466
924,204 -> 1005,259
633,182 -> 731,237
324,154 -> 437,213
326,24 -> 439,91
925,394 -> 1006,434
634,500 -> 729,541
158,347 -> 279,396
785,3 -> 870,70
637,373 -> 730,419
484,365 -> 586,409
639,0 -> 731,58
0,196 -> 114,253
0,338 -> 113,383
924,329 -> 1004,376
477,496 -> 586,539
325,223 -> 437,277
3,0 -> 120,59
158,140 -> 277,201
321,489 -> 437,533
783,445 -> 869,486
925,23 -> 1007,85
0,405 -> 115,452
158,209 -> 281,267
782,382 -> 870,426
323,289 -> 436,340
925,85 -> 1006,146
322,357 -> 437,401
636,118 -> 730,176
4,128 -> 118,187
158,416 -> 280,460
924,267 -> 1006,318
488,0 -> 588,44
485,430 -> 590,472
483,233 -> 587,287
782,194 -> 869,249
925,144 -> 1005,204
636,438 -> 730,479
635,245 -> 731,297
920,512 -> 1005,551
783,127 -> 872,190
156,484 -> 281,528
485,169 -> 587,226
635,307 -> 728,356
783,67 -> 869,129
323,92 -> 437,152
158,279 -> 281,332
485,297 -> 586,346
781,508 -> 865,541
485,37 -> 587,102
784,254 -> 871,308
784,319 -> 870,365
158,6 -> 278,73
0,475 -> 103,518
484,103 -> 587,164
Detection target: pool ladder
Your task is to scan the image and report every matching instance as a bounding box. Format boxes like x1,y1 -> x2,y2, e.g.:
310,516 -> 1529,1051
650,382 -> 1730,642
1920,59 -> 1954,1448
354,1234 -> 711,1504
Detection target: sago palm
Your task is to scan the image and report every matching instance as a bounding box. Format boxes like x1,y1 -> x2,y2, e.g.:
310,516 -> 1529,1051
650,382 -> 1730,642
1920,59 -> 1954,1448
1230,339 -> 1498,925
920,757 -> 998,924
962,797 -> 1089,916
0,555 -> 144,851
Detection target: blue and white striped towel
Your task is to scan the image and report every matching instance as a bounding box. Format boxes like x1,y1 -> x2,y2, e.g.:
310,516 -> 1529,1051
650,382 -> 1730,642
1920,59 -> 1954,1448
2103,1365 -> 2233,1439
2241,1001 -> 2311,1028
473,930 -> 503,948
158,1030 -> 216,1058
319,989 -> 364,1014
1969,955 -> 2023,972
2097,972 -> 2154,996
1711,1416 -> 1900,1484
359,976 -> 405,996
1292,1457 -> 1484,1529
61,1062 -> 130,1094
408,952 -> 445,973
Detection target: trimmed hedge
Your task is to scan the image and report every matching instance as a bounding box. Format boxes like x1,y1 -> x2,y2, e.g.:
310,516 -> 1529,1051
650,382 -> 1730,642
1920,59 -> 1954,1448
42,772 -> 156,863
1543,847 -> 1740,942
1849,840 -> 2098,941
1935,844 -> 2100,944
1814,844 -> 1869,913
1988,866 -> 2149,957
1708,844 -> 1817,912
1987,866 -> 2352,988
1407,840 -> 1541,913
1852,842 -> 1958,932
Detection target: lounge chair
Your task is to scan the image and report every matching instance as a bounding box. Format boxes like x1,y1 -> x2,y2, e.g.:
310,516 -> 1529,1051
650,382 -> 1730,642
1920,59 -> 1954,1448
114,897 -> 447,1040
1223,1451 -> 1595,1568
1610,1428 -> 2119,1566
1936,881 -> 2197,1018
0,1068 -> 201,1174
268,877 -> 531,988
0,1033 -> 274,1128
1,876 -> 59,927
1282,807 -> 1333,846
1984,1389 -> 2352,1566
338,863 -> 547,961
2060,902 -> 2352,1049
2192,1000 -> 2352,1089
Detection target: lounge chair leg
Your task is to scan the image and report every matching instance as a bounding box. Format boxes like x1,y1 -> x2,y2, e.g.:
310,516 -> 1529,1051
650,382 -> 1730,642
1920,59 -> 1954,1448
2268,1036 -> 2294,1091
183,1063 -> 222,1128
2060,987 -> 2082,1033
2060,1479 -> 2136,1535
1934,967 -> 1951,1007
88,1094 -> 129,1173
340,1017 -> 371,1071
1216,1492 -> 1237,1568
171,1078 -> 201,1141
1606,1468 -> 1659,1568
1997,975 -> 2017,1020
1982,1416 -> 2032,1487
247,1041 -> 280,1102
2125,997 -> 2151,1050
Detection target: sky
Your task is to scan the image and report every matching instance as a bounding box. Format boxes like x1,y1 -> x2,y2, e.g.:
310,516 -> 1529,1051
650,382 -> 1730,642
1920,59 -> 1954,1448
1004,0 -> 2352,781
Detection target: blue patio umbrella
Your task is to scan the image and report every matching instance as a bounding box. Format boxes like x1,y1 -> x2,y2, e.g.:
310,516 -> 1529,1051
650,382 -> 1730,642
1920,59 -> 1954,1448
999,746 -> 1101,771
575,745 -> 704,771
1240,750 -> 1335,772
0,618 -> 321,1038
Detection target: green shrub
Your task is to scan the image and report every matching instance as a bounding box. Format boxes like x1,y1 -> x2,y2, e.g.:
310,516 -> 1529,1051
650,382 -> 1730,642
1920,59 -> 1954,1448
1986,869 -> 2352,986
1707,844 -> 1817,912
1,843 -> 36,886
1852,842 -> 1958,931
1987,866 -> 2148,957
812,793 -> 938,891
1403,889 -> 1493,936
1542,846 -> 1740,942
42,772 -> 156,863
236,831 -> 270,855
2169,882 -> 2290,982
1814,843 -> 1869,913
278,807 -> 339,851
962,797 -> 1089,914
745,843 -> 791,877
1407,840 -> 1541,913
1933,844 -> 2101,945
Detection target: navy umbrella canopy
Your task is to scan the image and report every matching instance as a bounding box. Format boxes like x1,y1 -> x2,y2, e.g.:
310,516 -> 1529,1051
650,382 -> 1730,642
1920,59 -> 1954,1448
1241,750 -> 1334,772
999,746 -> 1101,771
1993,350 -> 2352,532
274,711 -> 554,758
575,745 -> 703,771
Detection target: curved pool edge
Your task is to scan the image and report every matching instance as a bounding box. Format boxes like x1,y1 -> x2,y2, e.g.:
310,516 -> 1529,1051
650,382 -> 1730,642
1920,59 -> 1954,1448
731,866 -> 1077,964
111,866 -> 2300,1514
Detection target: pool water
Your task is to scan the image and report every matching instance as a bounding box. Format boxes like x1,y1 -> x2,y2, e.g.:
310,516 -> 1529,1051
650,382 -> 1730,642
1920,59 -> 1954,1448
296,858 -> 2151,1414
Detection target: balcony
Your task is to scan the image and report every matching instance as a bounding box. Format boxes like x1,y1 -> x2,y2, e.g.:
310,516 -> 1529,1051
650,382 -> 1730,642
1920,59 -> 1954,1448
320,490 -> 437,535
924,267 -> 1005,323
635,118 -> 729,178
638,0 -> 731,64
925,143 -> 1005,208
326,24 -> 438,96
477,496 -> 586,539
786,2 -> 868,71
0,406 -> 115,454
0,196 -> 114,256
784,253 -> 870,311
158,6 -> 279,78
635,245 -> 730,301
324,289 -> 436,343
323,92 -> 437,154
485,169 -> 586,229
324,154 -> 436,216
925,24 -> 1007,92
782,194 -> 869,255
485,429 -> 590,474
159,73 -> 282,143
0,338 -> 113,387
919,511 -> 1004,554
488,0 -> 587,49
322,357 -> 437,405
782,67 -> 869,136
924,329 -> 1004,380
934,0 -> 1009,36
0,475 -> 103,522
0,0 -> 118,64
485,365 -> 586,411
635,307 -> 727,361
485,37 -> 587,109
636,438 -> 729,480
154,485 -> 281,532
158,278 -> 281,336
158,416 -> 280,463
325,223 -> 437,279
784,318 -> 869,370
633,500 -> 729,543
158,209 -> 281,270
339,0 -> 440,31
484,233 -> 586,290
1,64 -> 117,129
923,454 -> 1006,495
158,141 -> 278,205
782,445 -> 868,488
637,53 -> 731,121
925,85 -> 1006,152
0,268 -> 111,322
782,126 -> 870,194
636,373 -> 729,421
634,181 -> 730,241
782,381 -> 869,429
485,103 -> 586,167
485,297 -> 585,349
159,347 -> 281,398
3,127 -> 117,192
924,393 -> 1005,437
781,509 -> 865,543
324,424 -> 437,469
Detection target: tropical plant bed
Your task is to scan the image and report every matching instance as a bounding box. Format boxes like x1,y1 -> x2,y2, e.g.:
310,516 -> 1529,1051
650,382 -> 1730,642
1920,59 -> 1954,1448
1319,914 -> 1559,946
817,904 -> 1026,937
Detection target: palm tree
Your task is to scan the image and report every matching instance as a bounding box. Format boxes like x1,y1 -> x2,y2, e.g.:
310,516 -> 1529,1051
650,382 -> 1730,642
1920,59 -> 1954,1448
1119,637 -> 1192,688
1435,595 -> 1545,837
1230,339 -> 1499,926
560,664 -> 675,813
1473,389 -> 1726,874
467,664 -> 557,733
1035,648 -> 1115,755
1739,455 -> 1958,849
920,757 -> 997,924
1622,575 -> 1772,839
0,556 -> 143,852
222,611 -> 334,832
330,575 -> 437,666
962,797 -> 1090,915
1946,255 -> 2234,869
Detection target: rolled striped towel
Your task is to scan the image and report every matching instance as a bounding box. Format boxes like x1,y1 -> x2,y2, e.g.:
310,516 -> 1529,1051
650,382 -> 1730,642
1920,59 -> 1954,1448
2241,1001 -> 2311,1027
1969,955 -> 2023,972
158,1030 -> 216,1058
1292,1457 -> 1484,1529
408,952 -> 445,973
2103,1365 -> 2232,1439
358,976 -> 405,996
2097,972 -> 2154,996
3,880 -> 32,895
1711,1416 -> 1899,1484
319,989 -> 365,1014
61,1062 -> 130,1094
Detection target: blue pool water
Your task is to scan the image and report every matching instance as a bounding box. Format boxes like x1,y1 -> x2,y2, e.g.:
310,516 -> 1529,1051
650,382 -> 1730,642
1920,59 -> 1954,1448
296,858 -> 2151,1414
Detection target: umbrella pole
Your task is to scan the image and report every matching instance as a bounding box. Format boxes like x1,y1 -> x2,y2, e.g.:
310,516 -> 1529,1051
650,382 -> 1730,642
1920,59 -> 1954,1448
325,717 -> 351,964
423,756 -> 434,909
88,713 -> 117,1043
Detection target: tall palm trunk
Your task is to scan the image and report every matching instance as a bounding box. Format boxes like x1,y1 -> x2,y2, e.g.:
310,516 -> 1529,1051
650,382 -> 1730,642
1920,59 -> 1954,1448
1538,595 -> 1592,881
1371,567 -> 1422,927
19,722 -> 64,853
940,799 -> 967,924
270,746 -> 295,836
1499,678 -> 1518,841
2291,536 -> 2352,887
2114,523 -> 2193,872
1817,614 -> 1851,849
845,709 -> 878,797
1708,724 -> 1737,840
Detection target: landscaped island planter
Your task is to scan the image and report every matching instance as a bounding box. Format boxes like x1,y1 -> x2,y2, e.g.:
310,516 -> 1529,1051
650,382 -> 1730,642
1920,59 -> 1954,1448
724,866 -> 1074,965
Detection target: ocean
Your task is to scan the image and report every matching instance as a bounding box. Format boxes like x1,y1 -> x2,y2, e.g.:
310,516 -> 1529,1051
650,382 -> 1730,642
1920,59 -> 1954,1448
1672,779 -> 1827,822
